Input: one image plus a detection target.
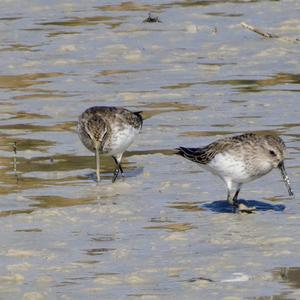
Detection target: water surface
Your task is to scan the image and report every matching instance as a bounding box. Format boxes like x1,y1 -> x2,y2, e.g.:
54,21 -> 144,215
0,0 -> 300,299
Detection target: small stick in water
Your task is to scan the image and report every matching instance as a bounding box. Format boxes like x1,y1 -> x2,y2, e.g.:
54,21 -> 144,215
241,22 -> 300,43
241,22 -> 278,38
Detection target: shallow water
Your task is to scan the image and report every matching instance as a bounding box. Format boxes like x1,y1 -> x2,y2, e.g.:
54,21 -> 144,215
0,0 -> 300,299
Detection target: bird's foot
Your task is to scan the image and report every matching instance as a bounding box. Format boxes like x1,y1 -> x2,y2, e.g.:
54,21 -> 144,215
237,203 -> 256,214
112,169 -> 119,183
232,200 -> 256,214
112,168 -> 125,183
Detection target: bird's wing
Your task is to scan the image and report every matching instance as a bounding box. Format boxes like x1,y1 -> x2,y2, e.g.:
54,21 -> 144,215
176,137 -> 241,165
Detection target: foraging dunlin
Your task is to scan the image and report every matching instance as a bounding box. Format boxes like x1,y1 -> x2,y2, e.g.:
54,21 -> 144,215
77,106 -> 142,183
176,133 -> 293,211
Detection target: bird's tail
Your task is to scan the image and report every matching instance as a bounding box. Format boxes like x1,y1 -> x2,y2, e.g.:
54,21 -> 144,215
175,147 -> 202,162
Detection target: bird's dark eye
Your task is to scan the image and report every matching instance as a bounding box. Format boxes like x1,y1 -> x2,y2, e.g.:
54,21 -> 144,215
269,150 -> 276,157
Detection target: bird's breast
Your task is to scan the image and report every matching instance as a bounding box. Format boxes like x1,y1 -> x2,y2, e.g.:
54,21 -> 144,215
104,125 -> 140,155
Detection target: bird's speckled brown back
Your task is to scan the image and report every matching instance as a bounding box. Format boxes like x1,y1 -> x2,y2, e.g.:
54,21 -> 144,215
177,133 -> 286,165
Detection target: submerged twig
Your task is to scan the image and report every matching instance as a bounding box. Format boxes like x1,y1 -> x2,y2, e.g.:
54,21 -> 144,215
12,141 -> 20,182
241,22 -> 300,43
13,142 -> 17,173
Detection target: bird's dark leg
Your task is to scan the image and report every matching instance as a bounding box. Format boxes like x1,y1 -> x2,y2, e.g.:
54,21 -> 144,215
226,190 -> 231,203
118,163 -> 124,176
112,168 -> 119,183
227,187 -> 240,213
112,156 -> 123,183
232,188 -> 240,208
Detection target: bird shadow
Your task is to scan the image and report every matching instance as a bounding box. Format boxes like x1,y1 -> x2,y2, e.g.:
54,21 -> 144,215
202,199 -> 285,213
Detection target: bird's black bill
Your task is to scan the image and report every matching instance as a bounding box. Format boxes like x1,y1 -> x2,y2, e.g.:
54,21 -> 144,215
278,161 -> 294,197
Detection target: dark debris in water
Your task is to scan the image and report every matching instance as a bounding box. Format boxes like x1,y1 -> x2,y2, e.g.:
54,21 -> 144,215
15,228 -> 42,232
85,248 -> 115,256
143,13 -> 162,23
186,276 -> 215,283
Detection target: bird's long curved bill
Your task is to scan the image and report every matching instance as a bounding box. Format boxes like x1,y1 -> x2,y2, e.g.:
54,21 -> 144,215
278,161 -> 294,196
95,146 -> 100,183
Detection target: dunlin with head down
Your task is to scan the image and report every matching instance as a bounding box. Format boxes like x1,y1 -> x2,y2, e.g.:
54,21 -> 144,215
77,106 -> 143,183
176,133 -> 293,212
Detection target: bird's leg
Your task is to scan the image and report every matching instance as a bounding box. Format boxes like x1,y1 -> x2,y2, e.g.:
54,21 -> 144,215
118,163 -> 124,176
226,190 -> 232,204
227,190 -> 238,213
95,146 -> 101,183
226,180 -> 242,212
112,155 -> 124,183
229,185 -> 256,213
112,168 -> 119,183
232,188 -> 240,208
112,156 -> 119,183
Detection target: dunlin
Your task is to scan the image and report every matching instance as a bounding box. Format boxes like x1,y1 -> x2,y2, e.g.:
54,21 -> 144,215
176,133 -> 293,211
77,106 -> 142,183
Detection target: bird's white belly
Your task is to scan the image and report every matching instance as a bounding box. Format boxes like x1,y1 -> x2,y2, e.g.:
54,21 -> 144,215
207,152 -> 250,183
207,151 -> 275,185
106,125 -> 140,155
